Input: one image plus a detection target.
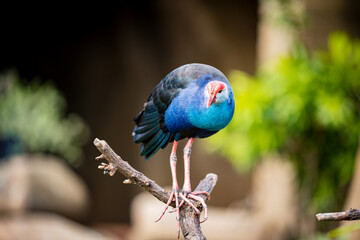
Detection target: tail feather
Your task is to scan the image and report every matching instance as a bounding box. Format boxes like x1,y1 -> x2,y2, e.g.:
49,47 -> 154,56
141,130 -> 167,156
133,103 -> 158,124
144,132 -> 171,160
134,120 -> 159,134
133,100 -> 172,160
138,110 -> 158,122
136,117 -> 158,127
133,124 -> 160,143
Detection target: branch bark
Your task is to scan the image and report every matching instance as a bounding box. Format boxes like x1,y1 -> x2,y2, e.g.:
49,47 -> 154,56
316,208 -> 360,221
93,138 -> 217,240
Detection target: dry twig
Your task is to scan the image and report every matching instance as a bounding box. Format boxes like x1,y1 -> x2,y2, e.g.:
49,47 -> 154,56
316,208 -> 360,221
93,138 -> 217,240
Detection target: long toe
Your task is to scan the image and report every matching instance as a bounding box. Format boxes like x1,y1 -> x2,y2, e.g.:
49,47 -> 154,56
188,193 -> 209,223
179,192 -> 201,215
155,190 -> 182,238
155,191 -> 175,222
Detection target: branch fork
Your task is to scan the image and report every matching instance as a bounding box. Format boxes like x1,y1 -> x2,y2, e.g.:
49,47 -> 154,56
93,138 -> 217,240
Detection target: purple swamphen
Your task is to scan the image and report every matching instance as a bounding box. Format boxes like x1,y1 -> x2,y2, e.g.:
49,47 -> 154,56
133,63 -> 235,236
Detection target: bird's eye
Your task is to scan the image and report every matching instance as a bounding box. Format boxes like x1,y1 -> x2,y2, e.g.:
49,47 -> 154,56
218,90 -> 223,93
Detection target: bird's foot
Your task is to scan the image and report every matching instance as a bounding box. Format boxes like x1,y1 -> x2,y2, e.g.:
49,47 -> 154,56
179,191 -> 209,223
166,191 -> 209,221
155,190 -> 205,238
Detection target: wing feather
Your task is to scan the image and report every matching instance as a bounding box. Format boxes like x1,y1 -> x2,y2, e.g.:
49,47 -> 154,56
133,65 -> 195,160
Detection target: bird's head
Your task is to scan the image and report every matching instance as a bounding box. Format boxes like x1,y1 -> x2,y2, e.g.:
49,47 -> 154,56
205,80 -> 228,108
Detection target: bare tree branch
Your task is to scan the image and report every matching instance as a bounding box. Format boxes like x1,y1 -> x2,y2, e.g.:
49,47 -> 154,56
316,208 -> 360,221
180,174 -> 217,240
93,138 -> 217,240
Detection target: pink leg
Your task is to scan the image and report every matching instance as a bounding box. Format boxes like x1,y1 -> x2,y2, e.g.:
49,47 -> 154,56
172,138 -> 194,210
155,141 -> 182,238
156,139 -> 210,238
182,138 -> 209,222
170,141 -> 179,191
183,138 -> 194,193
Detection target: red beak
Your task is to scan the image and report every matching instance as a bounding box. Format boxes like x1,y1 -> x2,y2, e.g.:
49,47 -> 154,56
206,81 -> 225,108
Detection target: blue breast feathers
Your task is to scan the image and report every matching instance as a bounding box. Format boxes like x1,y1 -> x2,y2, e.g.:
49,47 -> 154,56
164,76 -> 235,139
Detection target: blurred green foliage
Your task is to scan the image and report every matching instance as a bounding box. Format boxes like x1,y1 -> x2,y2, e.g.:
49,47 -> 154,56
0,71 -> 89,165
206,32 -> 360,211
327,221 -> 360,239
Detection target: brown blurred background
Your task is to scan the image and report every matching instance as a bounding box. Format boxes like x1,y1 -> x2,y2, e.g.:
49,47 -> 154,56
0,1 -> 259,223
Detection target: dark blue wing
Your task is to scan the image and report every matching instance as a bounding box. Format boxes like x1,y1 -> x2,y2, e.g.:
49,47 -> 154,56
133,67 -> 191,160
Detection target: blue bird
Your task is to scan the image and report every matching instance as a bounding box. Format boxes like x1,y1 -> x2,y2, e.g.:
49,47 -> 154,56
133,63 -> 235,235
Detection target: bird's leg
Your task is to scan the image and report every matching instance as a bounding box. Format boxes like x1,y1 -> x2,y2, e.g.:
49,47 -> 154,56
182,138 -> 194,194
155,141 -> 182,238
180,137 -> 209,223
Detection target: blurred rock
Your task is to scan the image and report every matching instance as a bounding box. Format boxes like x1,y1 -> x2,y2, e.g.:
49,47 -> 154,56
0,155 -> 29,213
0,213 -> 118,240
128,157 -> 298,240
0,154 -> 89,220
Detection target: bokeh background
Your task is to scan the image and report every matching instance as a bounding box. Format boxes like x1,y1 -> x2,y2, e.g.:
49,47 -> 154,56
1,1 -> 360,239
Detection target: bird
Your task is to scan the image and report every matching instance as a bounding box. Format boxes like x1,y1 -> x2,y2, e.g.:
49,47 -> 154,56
133,63 -> 235,236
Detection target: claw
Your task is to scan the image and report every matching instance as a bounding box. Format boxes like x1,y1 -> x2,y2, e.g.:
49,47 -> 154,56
188,193 -> 208,223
